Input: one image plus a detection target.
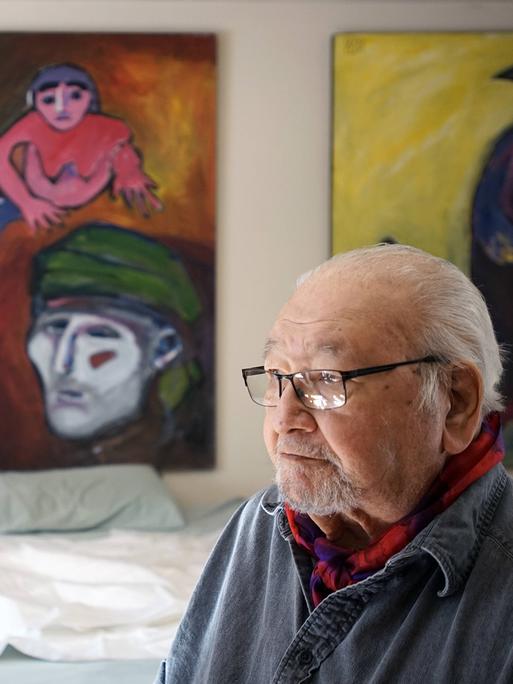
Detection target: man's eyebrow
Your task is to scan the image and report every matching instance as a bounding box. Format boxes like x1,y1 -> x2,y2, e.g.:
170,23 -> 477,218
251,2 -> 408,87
314,342 -> 344,355
262,338 -> 345,361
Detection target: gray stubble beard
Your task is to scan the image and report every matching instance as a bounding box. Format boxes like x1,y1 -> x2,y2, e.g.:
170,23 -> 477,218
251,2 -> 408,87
273,437 -> 365,516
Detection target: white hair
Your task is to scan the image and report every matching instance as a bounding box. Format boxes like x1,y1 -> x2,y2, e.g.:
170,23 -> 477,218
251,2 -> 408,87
298,244 -> 504,418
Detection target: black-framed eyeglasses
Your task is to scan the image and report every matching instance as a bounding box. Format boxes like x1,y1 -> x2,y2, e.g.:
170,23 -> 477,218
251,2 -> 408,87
241,356 -> 442,410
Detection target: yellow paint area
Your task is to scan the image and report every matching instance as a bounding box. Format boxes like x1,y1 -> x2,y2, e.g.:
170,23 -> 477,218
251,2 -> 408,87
332,32 -> 513,271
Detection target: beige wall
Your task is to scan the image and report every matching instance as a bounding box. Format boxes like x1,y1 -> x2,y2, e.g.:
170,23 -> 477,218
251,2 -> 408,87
4,1 -> 512,512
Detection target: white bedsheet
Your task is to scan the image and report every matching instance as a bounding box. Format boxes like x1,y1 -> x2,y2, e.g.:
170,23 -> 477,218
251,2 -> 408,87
0,527 -> 219,661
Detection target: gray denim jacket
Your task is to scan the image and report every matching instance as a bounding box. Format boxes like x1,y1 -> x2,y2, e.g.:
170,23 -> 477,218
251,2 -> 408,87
154,465 -> 513,683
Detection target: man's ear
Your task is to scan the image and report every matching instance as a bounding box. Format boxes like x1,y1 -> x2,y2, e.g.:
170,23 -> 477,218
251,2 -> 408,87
153,327 -> 183,371
442,363 -> 483,455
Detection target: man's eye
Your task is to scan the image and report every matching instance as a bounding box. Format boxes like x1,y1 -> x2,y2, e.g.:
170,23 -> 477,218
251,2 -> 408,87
87,325 -> 120,339
320,371 -> 341,384
70,89 -> 83,100
42,95 -> 55,105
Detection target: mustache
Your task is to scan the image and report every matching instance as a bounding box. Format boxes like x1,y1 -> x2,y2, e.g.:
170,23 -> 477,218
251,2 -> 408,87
274,437 -> 337,463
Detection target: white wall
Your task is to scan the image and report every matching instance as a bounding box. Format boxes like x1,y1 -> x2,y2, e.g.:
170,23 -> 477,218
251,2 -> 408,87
3,1 -> 513,512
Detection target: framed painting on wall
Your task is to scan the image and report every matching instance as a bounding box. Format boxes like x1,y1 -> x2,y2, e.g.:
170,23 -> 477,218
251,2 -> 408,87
332,31 -> 513,463
0,32 -> 216,471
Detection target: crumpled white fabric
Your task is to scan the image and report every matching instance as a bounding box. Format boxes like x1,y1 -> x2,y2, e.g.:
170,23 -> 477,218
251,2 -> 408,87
0,527 -> 219,661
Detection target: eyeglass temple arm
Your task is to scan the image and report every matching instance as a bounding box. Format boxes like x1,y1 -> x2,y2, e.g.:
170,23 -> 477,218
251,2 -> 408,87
343,356 -> 441,381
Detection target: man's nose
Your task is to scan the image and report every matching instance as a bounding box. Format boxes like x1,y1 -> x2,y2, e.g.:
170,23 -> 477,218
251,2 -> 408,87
53,330 -> 77,375
271,380 -> 316,434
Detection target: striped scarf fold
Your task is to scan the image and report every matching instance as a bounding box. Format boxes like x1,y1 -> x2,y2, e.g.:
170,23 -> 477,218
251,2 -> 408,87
285,413 -> 504,607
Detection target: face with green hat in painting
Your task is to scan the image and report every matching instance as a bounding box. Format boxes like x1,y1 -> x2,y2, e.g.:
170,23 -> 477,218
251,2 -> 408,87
27,223 -> 202,441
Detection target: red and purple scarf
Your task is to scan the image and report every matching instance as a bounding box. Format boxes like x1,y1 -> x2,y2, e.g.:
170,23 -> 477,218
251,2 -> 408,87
285,413 -> 504,607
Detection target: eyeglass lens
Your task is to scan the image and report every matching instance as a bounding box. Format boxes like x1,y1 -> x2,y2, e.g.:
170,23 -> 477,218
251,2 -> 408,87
247,370 -> 346,409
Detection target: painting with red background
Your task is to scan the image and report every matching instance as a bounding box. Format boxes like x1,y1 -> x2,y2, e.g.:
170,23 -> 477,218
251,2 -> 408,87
0,33 -> 216,471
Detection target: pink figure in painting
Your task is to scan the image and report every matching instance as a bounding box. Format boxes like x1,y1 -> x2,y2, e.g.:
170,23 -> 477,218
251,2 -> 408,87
0,63 -> 162,232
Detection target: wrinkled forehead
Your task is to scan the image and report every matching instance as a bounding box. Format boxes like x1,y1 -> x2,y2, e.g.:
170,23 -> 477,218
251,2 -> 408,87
266,269 -> 419,362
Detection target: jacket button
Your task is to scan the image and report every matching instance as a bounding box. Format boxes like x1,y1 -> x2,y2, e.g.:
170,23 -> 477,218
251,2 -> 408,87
298,649 -> 313,665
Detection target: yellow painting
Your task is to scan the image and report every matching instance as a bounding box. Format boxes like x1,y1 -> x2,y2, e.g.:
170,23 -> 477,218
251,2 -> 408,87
332,32 -> 513,270
332,32 -> 513,459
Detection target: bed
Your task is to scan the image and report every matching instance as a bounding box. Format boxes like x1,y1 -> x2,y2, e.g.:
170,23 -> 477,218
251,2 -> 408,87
0,464 -> 240,683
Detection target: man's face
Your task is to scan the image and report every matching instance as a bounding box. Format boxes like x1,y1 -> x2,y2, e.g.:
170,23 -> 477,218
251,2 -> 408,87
263,267 -> 449,525
28,305 -> 153,439
35,82 -> 91,131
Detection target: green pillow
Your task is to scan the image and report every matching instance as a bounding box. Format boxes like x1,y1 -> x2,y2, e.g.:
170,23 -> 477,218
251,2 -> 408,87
0,464 -> 184,533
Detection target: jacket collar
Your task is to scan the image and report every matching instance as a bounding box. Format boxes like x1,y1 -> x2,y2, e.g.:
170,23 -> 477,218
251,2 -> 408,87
405,464 -> 508,596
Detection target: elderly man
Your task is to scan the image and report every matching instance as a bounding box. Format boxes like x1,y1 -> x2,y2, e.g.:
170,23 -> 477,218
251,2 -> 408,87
156,244 -> 512,683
